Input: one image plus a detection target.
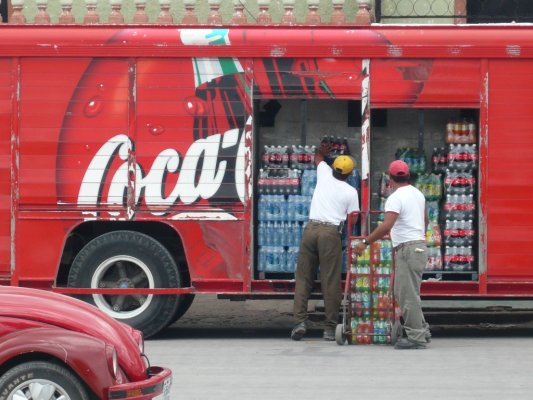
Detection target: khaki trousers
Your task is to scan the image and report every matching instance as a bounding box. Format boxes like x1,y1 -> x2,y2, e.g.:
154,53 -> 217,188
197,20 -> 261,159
293,222 -> 342,330
393,242 -> 430,343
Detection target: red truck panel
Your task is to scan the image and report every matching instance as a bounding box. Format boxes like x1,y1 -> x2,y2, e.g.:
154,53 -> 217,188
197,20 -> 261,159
0,59 -> 12,279
0,25 -> 533,298
486,60 -> 533,280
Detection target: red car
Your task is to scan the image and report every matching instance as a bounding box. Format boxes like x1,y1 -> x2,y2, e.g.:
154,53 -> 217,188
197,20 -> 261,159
0,286 -> 172,400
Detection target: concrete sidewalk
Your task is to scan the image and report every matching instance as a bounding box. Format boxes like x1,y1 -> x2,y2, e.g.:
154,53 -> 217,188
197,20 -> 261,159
148,333 -> 533,400
146,295 -> 533,400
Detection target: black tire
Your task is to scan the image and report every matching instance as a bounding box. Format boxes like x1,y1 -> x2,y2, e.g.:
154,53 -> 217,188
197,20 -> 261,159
67,230 -> 180,338
168,293 -> 196,326
0,361 -> 90,400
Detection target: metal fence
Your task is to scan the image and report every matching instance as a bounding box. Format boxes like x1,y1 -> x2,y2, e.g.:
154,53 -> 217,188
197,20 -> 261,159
376,0 -> 463,22
376,0 -> 533,23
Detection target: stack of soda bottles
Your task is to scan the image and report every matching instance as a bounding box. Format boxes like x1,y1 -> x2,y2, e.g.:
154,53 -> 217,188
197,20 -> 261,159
446,119 -> 477,144
321,135 -> 350,165
441,122 -> 478,272
257,168 -> 301,195
257,139 -> 361,275
349,239 -> 395,345
395,147 -> 427,175
376,172 -> 392,224
432,146 -> 449,174
413,173 -> 444,271
377,147 -> 428,223
378,146 -> 444,272
257,144 -> 314,273
425,223 -> 443,271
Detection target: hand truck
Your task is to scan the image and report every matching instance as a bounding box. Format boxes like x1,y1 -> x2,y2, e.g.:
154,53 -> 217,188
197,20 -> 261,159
335,212 -> 402,345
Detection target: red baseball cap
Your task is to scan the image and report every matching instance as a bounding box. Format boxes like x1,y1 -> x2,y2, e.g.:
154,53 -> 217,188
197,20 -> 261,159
388,160 -> 410,177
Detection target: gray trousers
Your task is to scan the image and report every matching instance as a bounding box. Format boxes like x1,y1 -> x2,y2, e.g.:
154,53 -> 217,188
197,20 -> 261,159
394,242 -> 430,343
293,222 -> 342,330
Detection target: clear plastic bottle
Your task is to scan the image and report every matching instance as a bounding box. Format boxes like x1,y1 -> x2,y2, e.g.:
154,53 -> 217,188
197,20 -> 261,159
258,222 -> 265,246
286,196 -> 293,222
257,247 -> 265,272
262,145 -> 270,168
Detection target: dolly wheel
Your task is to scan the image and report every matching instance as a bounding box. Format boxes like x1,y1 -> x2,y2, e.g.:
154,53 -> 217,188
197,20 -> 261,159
391,320 -> 403,345
335,324 -> 347,345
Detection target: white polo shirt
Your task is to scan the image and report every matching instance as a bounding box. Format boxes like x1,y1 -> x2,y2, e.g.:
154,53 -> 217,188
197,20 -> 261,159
385,184 -> 426,247
309,161 -> 359,225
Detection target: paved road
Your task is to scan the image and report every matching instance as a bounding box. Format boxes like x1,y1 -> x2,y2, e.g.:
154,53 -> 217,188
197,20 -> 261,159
146,295 -> 533,400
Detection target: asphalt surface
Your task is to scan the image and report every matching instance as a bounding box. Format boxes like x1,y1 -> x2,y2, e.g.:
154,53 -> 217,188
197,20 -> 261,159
146,295 -> 533,400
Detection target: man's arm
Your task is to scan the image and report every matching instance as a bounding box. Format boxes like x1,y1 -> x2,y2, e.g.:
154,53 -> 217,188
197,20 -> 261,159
314,142 -> 331,167
354,212 -> 398,255
366,212 -> 398,244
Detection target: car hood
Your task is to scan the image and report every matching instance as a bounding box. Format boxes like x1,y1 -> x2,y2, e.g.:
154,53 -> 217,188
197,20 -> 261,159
0,286 -> 146,381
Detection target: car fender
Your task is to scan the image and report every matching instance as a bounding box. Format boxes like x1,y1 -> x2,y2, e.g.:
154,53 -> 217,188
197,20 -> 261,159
0,287 -> 146,381
0,326 -> 121,399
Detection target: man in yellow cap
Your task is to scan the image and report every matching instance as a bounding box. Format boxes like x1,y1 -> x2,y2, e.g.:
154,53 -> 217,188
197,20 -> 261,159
291,142 -> 359,341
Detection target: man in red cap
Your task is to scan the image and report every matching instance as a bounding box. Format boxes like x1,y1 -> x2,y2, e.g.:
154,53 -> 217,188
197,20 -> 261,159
354,159 -> 430,349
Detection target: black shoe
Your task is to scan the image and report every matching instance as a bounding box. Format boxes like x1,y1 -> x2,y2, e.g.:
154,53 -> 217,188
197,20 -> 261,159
291,322 -> 307,341
394,337 -> 427,350
323,329 -> 335,341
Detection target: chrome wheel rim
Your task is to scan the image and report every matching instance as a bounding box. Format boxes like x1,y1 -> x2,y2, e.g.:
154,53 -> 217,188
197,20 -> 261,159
91,255 -> 154,319
8,379 -> 71,400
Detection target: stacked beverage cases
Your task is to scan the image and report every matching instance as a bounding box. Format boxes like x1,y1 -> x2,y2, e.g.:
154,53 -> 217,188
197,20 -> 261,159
376,148 -> 444,272
375,119 -> 478,277
349,239 -> 396,344
417,172 -> 444,271
441,122 -> 478,273
434,120 -> 478,274
257,138 -> 360,274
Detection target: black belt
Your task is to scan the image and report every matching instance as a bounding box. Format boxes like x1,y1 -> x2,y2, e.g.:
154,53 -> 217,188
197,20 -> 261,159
394,240 -> 426,251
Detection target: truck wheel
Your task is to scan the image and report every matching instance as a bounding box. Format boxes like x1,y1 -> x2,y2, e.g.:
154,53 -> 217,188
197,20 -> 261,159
168,294 -> 195,326
0,361 -> 90,400
67,230 -> 180,338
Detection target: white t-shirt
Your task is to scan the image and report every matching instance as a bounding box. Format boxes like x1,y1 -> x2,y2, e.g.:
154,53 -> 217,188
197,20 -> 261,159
309,161 -> 359,225
385,185 -> 426,247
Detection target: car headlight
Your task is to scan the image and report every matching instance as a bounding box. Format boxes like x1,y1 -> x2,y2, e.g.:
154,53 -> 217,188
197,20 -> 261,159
105,345 -> 119,380
132,329 -> 144,354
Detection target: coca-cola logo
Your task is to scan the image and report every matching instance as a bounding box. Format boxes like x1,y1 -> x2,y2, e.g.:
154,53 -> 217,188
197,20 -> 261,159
55,32 -> 251,218
78,117 -> 251,217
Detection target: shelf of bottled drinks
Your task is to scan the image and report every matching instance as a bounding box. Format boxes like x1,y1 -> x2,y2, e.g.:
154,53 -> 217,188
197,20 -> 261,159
376,119 -> 479,281
255,119 -> 478,281
256,137 -> 360,276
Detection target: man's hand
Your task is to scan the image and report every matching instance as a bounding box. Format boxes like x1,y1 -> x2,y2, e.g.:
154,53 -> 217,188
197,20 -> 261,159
354,241 -> 367,256
314,142 -> 331,166
317,142 -> 332,157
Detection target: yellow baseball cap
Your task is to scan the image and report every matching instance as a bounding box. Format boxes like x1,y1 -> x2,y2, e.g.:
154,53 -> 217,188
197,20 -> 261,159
332,155 -> 355,175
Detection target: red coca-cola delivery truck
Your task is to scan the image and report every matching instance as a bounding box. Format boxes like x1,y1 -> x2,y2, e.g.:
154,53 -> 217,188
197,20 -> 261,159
1,24 -> 533,337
